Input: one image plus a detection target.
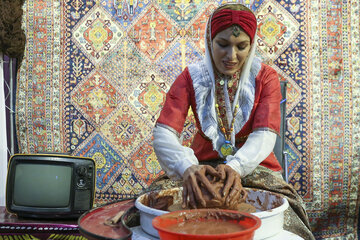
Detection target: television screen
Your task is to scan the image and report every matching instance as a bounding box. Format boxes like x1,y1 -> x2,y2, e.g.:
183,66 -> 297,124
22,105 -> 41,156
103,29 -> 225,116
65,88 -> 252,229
14,163 -> 72,207
6,154 -> 95,219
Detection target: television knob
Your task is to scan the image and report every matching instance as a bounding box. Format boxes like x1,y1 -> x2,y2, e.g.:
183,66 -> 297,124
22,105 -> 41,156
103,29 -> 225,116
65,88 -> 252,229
77,166 -> 87,176
77,178 -> 86,187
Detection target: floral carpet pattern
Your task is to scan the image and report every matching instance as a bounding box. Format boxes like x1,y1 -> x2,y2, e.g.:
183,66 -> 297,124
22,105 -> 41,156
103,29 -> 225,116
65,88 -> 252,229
16,0 -> 359,239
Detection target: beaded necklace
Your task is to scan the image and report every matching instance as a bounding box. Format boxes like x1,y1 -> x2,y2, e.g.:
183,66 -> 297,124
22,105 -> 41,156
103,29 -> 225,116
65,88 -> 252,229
215,102 -> 239,156
214,70 -> 241,157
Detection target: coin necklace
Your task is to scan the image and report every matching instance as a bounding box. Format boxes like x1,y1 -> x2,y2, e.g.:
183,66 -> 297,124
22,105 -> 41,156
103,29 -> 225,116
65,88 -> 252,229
215,102 -> 239,157
215,77 -> 239,157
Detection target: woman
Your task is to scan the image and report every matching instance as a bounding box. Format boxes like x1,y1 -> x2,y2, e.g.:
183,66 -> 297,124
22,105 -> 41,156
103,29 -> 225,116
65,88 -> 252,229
152,3 -> 314,239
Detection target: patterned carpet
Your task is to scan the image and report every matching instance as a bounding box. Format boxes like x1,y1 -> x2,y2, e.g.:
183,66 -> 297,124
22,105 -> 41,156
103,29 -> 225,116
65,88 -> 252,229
16,0 -> 359,239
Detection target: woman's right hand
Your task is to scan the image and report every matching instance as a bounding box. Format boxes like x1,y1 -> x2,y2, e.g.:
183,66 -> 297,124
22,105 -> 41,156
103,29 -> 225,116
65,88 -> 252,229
182,165 -> 221,209
215,164 -> 246,207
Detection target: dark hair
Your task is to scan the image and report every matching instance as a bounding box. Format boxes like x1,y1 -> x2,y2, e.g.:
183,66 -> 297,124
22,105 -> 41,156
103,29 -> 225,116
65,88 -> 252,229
214,3 -> 253,14
0,0 -> 26,60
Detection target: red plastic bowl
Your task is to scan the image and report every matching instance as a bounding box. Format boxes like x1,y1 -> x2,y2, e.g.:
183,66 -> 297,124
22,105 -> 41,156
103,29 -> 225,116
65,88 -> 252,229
152,209 -> 261,240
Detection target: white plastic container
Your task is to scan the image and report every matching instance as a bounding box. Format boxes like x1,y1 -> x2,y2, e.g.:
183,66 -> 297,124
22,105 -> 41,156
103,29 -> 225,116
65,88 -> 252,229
135,188 -> 182,237
246,188 -> 289,239
135,187 -> 289,239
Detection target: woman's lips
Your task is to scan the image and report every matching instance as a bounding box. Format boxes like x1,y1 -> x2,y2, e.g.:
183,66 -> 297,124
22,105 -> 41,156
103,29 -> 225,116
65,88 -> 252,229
223,61 -> 237,69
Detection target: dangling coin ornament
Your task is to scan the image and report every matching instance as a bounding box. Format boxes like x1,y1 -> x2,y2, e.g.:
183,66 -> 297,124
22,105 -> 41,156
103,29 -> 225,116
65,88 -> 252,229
215,103 -> 239,158
220,140 -> 234,157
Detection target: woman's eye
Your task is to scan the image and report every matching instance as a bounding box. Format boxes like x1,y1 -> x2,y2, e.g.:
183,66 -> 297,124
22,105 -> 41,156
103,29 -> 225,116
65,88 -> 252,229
217,42 -> 227,48
237,45 -> 247,50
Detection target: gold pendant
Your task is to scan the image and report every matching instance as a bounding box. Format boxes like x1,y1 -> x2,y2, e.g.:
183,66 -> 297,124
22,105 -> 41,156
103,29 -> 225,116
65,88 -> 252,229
220,141 -> 233,157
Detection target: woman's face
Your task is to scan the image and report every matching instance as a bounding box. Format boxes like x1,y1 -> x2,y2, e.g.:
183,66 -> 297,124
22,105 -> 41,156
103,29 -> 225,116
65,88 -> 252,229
211,27 -> 251,76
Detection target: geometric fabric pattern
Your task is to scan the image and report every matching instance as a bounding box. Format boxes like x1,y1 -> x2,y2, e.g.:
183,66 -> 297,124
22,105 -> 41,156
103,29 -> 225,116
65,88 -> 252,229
16,0 -> 360,239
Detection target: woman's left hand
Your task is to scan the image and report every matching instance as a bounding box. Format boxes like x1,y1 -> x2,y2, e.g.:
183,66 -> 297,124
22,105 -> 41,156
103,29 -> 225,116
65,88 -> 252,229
216,164 -> 247,206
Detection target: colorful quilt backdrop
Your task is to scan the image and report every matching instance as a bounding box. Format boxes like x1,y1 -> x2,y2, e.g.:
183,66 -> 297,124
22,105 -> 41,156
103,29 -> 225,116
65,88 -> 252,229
16,0 -> 359,239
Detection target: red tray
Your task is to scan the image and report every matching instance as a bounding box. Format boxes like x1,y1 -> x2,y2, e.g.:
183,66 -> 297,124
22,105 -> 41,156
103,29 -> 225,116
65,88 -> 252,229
78,198 -> 138,240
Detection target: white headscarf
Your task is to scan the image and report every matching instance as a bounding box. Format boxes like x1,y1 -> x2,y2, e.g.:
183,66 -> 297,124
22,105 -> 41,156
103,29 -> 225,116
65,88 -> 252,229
188,3 -> 262,157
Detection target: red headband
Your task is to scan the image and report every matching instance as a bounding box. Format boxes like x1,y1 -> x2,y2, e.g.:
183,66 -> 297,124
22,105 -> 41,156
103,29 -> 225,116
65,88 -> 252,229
211,9 -> 257,43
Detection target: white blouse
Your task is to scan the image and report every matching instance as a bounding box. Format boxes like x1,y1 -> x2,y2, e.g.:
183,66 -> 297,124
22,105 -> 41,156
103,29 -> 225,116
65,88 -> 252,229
153,124 -> 276,180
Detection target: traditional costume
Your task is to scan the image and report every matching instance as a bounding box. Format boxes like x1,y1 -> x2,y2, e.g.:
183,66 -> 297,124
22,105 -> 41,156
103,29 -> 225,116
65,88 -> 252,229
151,3 -> 315,239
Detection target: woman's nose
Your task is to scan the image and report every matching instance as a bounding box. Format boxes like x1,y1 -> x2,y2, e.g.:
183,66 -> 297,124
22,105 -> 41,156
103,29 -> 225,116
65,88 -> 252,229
226,47 -> 237,60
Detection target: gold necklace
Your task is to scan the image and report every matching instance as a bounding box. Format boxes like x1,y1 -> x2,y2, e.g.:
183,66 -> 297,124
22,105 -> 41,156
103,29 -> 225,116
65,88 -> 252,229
215,102 -> 239,157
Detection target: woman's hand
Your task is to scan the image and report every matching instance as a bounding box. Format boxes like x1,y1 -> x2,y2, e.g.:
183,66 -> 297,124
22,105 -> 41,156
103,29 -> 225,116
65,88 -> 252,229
216,164 -> 247,207
182,165 -> 221,209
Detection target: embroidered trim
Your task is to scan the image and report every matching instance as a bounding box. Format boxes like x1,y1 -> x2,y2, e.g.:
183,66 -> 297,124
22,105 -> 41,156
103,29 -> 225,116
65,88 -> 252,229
235,135 -> 249,143
253,127 -> 279,136
198,130 -> 248,144
188,61 -> 224,153
155,123 -> 181,139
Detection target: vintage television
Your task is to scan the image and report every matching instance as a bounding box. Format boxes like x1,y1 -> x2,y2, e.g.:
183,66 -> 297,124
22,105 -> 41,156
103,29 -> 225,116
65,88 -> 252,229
6,153 -> 95,219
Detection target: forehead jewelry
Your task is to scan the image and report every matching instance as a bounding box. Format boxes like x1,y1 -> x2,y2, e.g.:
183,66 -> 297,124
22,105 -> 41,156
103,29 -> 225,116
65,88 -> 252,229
231,25 -> 242,37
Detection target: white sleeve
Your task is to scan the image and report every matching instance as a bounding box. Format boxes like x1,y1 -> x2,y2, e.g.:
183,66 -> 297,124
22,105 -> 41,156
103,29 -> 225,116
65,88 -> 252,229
152,124 -> 198,180
226,130 -> 277,177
